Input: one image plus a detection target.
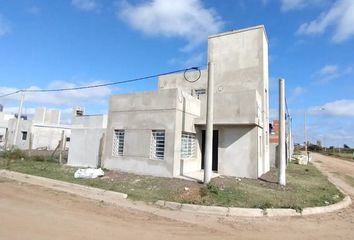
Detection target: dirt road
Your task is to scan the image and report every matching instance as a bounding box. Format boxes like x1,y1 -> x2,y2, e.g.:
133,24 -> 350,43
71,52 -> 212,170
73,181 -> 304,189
1,153 -> 354,240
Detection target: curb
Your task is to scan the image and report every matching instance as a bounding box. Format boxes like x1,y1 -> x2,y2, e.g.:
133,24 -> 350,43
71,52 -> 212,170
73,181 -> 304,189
0,169 -> 351,218
0,170 -> 128,201
154,196 -> 352,217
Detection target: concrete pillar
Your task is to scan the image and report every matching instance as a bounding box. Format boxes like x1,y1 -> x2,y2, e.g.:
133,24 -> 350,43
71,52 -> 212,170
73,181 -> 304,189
278,79 -> 286,186
13,92 -> 25,146
204,62 -> 214,184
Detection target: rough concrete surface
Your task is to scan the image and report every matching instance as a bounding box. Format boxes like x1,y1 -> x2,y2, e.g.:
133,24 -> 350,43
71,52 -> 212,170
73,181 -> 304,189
1,153 -> 354,239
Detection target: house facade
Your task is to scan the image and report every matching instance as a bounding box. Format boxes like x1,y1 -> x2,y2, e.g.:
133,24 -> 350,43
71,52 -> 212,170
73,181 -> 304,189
7,107 -> 70,150
102,25 -> 270,179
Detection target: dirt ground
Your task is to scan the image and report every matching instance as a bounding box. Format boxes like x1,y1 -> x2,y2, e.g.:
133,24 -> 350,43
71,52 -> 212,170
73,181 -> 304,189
1,153 -> 354,240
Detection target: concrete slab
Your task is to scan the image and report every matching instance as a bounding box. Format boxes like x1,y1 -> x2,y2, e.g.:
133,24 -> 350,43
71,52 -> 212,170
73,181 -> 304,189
164,201 -> 182,210
228,207 -> 264,217
265,208 -> 300,217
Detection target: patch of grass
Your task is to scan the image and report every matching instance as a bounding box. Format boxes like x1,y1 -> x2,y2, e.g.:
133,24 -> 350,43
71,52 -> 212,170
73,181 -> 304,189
320,151 -> 354,163
0,157 -> 344,209
332,172 -> 354,189
343,175 -> 354,188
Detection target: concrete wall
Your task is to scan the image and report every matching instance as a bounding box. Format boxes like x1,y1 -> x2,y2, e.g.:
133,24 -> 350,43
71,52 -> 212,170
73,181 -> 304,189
67,128 -> 105,168
158,26 -> 270,178
102,89 -> 200,177
218,125 -> 259,178
31,125 -> 70,150
67,113 -> 107,168
33,108 -> 60,125
7,119 -> 32,150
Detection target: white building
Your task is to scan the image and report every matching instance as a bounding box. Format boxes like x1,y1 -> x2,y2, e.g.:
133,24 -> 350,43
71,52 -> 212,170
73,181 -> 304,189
7,107 -> 71,150
102,25 -> 270,179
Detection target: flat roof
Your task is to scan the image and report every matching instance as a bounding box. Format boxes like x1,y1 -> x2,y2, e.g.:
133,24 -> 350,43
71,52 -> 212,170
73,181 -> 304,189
208,25 -> 268,44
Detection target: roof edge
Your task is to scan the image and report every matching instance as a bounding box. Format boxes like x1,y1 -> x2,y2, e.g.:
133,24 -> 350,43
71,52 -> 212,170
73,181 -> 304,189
208,25 -> 268,44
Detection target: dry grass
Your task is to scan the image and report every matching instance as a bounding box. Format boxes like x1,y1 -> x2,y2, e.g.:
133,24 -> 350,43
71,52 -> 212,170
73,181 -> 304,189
0,155 -> 343,210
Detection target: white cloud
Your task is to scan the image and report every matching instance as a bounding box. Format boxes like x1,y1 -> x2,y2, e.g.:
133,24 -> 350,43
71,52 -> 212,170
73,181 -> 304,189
319,64 -> 339,75
297,0 -> 354,42
315,64 -> 353,83
0,80 -> 111,106
280,0 -> 327,11
71,0 -> 98,12
292,86 -> 306,96
311,99 -> 354,117
280,0 -> 307,11
118,0 -> 223,51
169,52 -> 205,67
287,86 -> 306,102
0,14 -> 10,37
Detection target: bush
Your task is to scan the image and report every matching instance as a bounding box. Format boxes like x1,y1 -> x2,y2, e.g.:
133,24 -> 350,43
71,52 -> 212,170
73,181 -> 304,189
1,148 -> 27,160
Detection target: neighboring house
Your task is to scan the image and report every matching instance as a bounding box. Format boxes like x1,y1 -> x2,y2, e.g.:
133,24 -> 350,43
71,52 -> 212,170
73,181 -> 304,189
67,106 -> 107,168
0,106 -> 15,149
7,107 -> 70,150
269,120 -> 279,167
102,25 -> 270,179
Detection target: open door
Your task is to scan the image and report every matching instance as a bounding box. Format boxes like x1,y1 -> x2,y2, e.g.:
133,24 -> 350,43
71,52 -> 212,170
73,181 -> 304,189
201,130 -> 218,172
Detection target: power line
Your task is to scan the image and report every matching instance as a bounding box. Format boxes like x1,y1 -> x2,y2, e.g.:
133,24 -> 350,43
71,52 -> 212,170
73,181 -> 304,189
0,66 -> 204,98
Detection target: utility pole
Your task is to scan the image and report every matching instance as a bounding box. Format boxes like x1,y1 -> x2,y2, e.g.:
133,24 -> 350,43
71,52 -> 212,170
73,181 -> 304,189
304,111 -> 307,152
278,79 -> 286,186
204,62 -> 214,184
13,92 -> 25,146
289,116 -> 293,158
59,130 -> 65,165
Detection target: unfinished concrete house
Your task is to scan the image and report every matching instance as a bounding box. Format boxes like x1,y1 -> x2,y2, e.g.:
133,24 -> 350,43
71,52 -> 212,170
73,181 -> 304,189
7,107 -> 71,150
102,25 -> 270,179
67,106 -> 107,168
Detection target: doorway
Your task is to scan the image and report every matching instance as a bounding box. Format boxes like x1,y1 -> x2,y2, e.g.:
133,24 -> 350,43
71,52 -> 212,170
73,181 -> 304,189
201,130 -> 218,171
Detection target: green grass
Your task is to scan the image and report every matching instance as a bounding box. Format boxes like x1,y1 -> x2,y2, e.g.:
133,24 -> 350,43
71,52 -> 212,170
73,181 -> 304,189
321,151 -> 354,163
332,172 -> 354,188
0,156 -> 343,210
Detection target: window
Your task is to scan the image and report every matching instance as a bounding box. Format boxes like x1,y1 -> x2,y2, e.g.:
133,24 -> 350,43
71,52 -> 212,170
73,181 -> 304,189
181,132 -> 196,159
66,137 -> 70,142
150,130 -> 165,160
113,130 -> 125,156
21,131 -> 27,141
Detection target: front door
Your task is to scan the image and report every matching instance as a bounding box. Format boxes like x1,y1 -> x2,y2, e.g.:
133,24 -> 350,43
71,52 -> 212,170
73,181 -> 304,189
201,130 -> 218,171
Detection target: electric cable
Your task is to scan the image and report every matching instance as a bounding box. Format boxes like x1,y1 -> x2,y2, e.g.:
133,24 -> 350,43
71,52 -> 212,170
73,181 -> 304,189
0,66 -> 204,98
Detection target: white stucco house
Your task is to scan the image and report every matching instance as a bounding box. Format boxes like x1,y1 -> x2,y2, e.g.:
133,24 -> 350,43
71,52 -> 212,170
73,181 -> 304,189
101,25 -> 270,179
6,107 -> 71,150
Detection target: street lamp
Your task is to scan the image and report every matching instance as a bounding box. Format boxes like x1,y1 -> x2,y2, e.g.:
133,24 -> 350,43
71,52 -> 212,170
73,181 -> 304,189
304,107 -> 325,152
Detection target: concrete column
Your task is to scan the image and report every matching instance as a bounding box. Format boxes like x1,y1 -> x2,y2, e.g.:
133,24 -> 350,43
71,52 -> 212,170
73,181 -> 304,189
278,79 -> 286,186
204,62 -> 214,184
13,92 -> 25,146
304,111 -> 307,152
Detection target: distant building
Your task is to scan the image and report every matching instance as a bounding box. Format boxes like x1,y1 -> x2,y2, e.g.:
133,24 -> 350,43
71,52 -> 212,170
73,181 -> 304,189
0,108 -> 15,148
269,120 -> 279,167
6,107 -> 70,150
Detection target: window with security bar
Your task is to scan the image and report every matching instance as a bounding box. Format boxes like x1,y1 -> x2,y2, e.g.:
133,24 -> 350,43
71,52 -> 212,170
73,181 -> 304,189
181,132 -> 196,159
112,129 -> 125,157
151,130 -> 165,160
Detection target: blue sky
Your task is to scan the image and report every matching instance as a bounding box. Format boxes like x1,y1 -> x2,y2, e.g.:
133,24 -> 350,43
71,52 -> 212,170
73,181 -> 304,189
0,0 -> 353,147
